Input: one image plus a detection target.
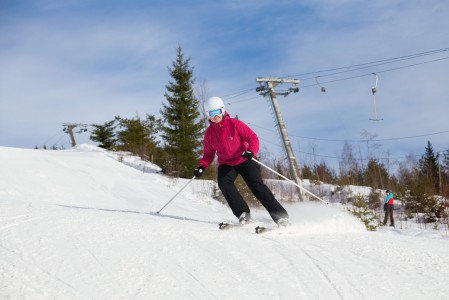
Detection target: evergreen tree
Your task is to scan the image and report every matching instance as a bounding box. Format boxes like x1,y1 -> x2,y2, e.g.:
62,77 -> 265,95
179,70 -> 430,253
301,164 -> 314,180
363,158 -> 389,189
347,195 -> 378,231
367,189 -> 382,210
90,120 -> 117,150
302,162 -> 336,184
418,141 -> 439,194
115,114 -> 160,159
159,45 -> 204,178
315,162 -> 337,184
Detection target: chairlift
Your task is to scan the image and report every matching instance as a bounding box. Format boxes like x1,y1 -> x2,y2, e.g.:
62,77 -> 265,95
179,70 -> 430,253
369,73 -> 383,121
315,76 -> 326,92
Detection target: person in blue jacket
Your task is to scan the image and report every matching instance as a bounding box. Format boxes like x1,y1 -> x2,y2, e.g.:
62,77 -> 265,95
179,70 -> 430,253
383,190 -> 395,226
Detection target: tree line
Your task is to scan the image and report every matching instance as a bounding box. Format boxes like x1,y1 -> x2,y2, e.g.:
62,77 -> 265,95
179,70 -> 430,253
298,140 -> 448,222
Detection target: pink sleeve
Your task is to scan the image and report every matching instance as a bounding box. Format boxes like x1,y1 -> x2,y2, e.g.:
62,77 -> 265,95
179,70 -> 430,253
198,130 -> 215,168
238,120 -> 260,156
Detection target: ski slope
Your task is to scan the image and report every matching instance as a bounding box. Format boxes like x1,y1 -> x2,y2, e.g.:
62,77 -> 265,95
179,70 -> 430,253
1,145 -> 448,300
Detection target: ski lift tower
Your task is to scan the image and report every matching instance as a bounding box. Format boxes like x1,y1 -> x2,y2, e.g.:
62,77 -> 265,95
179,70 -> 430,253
62,123 -> 88,147
256,77 -> 304,201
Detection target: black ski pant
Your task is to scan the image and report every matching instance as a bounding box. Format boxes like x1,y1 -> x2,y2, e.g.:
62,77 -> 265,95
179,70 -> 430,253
383,204 -> 394,226
217,159 -> 288,223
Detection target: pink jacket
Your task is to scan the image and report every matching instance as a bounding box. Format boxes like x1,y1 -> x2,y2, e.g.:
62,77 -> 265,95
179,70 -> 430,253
198,114 -> 260,168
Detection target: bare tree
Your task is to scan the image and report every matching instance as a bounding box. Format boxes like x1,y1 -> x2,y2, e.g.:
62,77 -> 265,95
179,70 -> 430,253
194,78 -> 209,124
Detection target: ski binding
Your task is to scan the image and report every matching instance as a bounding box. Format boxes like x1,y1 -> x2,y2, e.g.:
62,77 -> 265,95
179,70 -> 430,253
218,222 -> 241,230
255,226 -> 271,234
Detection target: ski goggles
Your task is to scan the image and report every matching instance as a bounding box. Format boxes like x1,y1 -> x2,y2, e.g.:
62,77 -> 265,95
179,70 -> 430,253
208,108 -> 223,118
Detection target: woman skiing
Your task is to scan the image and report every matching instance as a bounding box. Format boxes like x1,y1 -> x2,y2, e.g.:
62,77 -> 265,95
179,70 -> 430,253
193,96 -> 289,226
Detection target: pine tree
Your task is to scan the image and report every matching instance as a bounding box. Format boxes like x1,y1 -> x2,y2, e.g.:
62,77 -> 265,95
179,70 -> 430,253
90,120 -> 117,150
301,164 -> 314,180
347,195 -> 378,231
315,162 -> 337,184
363,158 -> 389,189
115,114 -> 160,159
302,162 -> 336,184
159,45 -> 204,178
418,141 -> 439,194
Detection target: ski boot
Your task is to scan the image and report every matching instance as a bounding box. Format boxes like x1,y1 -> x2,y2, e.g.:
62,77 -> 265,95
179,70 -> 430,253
238,212 -> 251,225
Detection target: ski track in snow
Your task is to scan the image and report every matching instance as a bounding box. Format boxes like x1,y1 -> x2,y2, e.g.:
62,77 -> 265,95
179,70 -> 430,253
0,215 -> 43,232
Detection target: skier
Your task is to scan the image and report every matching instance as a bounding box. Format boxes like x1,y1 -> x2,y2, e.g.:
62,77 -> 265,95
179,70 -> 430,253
193,96 -> 289,226
383,190 -> 395,226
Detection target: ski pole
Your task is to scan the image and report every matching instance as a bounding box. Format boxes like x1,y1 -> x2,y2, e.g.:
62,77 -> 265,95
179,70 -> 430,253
251,159 -> 329,205
156,176 -> 196,214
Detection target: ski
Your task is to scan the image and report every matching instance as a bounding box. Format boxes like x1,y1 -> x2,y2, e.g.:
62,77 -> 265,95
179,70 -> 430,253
255,226 -> 271,234
218,222 -> 242,230
219,222 -> 280,234
218,221 -> 253,230
255,223 -> 291,234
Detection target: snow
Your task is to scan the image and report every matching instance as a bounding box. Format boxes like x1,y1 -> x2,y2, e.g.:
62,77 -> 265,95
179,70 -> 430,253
1,145 -> 448,300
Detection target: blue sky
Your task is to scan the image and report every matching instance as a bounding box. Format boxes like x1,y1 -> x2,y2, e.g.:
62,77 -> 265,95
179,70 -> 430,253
1,0 -> 448,173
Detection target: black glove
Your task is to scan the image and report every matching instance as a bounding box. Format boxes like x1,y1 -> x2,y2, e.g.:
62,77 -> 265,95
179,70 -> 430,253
242,150 -> 254,160
193,166 -> 205,177
383,203 -> 387,211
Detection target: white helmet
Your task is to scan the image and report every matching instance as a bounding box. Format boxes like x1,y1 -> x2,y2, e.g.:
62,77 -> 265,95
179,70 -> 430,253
204,96 -> 225,115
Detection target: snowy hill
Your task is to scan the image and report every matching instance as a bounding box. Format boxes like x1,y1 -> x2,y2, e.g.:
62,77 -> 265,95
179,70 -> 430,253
1,145 -> 448,300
